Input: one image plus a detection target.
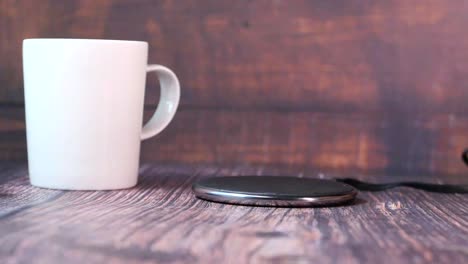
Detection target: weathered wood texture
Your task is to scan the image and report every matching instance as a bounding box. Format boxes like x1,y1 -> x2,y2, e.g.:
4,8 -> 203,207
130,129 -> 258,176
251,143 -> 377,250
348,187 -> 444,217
1,0 -> 468,112
2,107 -> 468,175
1,0 -> 468,175
0,163 -> 467,263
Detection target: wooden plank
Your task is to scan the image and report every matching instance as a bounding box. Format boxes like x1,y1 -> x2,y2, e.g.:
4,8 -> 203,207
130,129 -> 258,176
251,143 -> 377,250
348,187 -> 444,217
2,106 -> 468,176
0,163 -> 467,263
1,0 -> 468,115
142,110 -> 468,176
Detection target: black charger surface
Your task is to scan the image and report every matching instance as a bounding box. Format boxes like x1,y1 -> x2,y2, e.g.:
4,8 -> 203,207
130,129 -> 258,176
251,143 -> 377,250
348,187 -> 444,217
192,176 -> 357,207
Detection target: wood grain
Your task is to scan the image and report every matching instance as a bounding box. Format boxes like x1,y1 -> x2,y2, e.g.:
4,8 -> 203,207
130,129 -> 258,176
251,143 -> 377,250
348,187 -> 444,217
0,163 -> 467,263
2,106 -> 468,176
2,0 -> 468,176
0,0 -> 467,115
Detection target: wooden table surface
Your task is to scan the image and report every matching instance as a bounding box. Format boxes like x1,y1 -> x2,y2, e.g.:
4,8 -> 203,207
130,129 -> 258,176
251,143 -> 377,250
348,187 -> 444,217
0,162 -> 467,263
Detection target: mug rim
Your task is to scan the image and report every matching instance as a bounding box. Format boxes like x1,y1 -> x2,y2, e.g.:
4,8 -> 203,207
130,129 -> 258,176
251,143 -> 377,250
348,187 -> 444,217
23,38 -> 148,45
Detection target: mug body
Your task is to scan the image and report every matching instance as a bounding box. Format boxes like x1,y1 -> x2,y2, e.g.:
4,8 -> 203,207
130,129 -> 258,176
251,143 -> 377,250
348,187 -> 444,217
23,39 -> 148,190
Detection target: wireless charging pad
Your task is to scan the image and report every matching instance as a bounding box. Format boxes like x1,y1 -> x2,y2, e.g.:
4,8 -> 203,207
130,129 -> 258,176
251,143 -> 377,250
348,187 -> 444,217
192,176 -> 357,207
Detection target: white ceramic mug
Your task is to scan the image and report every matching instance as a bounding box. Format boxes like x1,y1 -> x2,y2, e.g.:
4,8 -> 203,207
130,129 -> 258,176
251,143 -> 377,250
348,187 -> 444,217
23,38 -> 180,190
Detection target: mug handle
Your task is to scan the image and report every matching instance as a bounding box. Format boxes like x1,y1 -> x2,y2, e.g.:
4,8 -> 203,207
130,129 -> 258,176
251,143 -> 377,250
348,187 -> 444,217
141,64 -> 180,140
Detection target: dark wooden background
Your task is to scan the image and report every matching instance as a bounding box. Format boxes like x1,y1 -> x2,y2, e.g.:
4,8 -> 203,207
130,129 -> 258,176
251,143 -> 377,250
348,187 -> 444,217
1,0 -> 468,176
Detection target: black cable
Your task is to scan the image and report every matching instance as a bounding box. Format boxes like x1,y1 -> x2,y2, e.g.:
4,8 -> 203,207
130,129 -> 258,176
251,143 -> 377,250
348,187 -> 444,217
335,178 -> 468,193
334,149 -> 468,193
462,149 -> 468,167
